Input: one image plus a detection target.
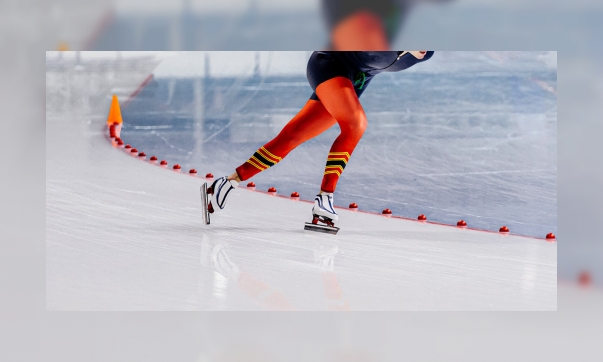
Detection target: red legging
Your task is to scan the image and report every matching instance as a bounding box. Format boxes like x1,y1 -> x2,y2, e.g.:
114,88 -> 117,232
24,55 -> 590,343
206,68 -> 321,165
235,77 -> 367,193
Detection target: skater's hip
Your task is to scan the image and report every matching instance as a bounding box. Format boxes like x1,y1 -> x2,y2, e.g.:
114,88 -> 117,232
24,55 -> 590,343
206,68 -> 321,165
307,51 -> 371,101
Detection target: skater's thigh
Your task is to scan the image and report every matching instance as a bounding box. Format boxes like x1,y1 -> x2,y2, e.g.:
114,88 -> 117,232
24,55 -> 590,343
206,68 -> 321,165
307,51 -> 350,101
315,76 -> 366,126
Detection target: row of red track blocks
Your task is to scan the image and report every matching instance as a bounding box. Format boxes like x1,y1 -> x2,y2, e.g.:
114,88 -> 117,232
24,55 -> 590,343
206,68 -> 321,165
245,186 -> 554,240
110,133 -> 215,178
110,128 -> 556,241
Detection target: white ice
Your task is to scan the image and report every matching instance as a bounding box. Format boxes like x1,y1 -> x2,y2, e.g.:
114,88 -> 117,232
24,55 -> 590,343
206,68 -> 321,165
46,55 -> 556,311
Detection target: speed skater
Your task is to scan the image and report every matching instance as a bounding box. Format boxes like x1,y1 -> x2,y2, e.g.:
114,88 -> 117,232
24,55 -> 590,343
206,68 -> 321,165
202,51 -> 434,232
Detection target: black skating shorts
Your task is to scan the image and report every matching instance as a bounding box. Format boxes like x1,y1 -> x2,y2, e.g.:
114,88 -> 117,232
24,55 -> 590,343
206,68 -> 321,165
307,51 -> 373,101
321,0 -> 406,43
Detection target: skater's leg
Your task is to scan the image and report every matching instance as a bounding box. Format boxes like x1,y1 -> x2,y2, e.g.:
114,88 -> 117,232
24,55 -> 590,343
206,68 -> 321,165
212,100 -> 335,215
315,76 -> 368,193
233,99 -> 337,181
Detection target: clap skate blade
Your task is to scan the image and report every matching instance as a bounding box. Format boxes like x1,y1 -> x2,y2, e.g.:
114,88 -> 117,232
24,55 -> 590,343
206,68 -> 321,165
200,183 -> 211,225
304,214 -> 340,235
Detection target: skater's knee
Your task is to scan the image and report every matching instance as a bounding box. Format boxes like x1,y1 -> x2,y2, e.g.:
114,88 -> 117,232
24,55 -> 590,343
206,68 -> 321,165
357,115 -> 368,134
340,111 -> 367,136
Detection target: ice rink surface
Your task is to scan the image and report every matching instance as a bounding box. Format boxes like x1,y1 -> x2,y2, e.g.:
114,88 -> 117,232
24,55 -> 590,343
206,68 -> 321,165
46,53 -> 556,311
122,51 -> 557,238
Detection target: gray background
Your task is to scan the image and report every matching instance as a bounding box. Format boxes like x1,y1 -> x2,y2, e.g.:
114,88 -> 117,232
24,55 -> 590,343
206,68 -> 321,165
2,0 -> 603,360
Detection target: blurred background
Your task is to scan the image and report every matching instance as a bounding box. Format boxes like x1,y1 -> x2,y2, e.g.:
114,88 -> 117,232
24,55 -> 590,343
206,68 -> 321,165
3,0 -> 603,360
20,0 -> 603,51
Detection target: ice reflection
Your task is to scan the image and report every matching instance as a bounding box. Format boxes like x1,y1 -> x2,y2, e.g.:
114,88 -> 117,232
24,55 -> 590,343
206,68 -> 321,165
200,232 -> 350,310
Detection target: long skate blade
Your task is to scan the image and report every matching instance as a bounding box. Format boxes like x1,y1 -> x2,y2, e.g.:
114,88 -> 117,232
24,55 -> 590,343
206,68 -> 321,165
304,222 -> 339,235
201,183 -> 210,225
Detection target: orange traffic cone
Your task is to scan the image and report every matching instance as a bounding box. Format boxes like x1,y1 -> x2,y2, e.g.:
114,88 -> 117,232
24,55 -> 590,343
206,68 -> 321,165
107,95 -> 123,138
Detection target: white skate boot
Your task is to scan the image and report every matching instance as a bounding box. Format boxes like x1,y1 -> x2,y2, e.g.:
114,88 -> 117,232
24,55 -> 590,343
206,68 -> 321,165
201,176 -> 239,224
304,193 -> 340,235
313,193 -> 339,222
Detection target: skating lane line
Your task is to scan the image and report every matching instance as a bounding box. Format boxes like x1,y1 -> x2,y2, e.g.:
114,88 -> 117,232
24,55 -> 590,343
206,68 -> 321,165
104,129 -> 556,243
122,74 -> 154,108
